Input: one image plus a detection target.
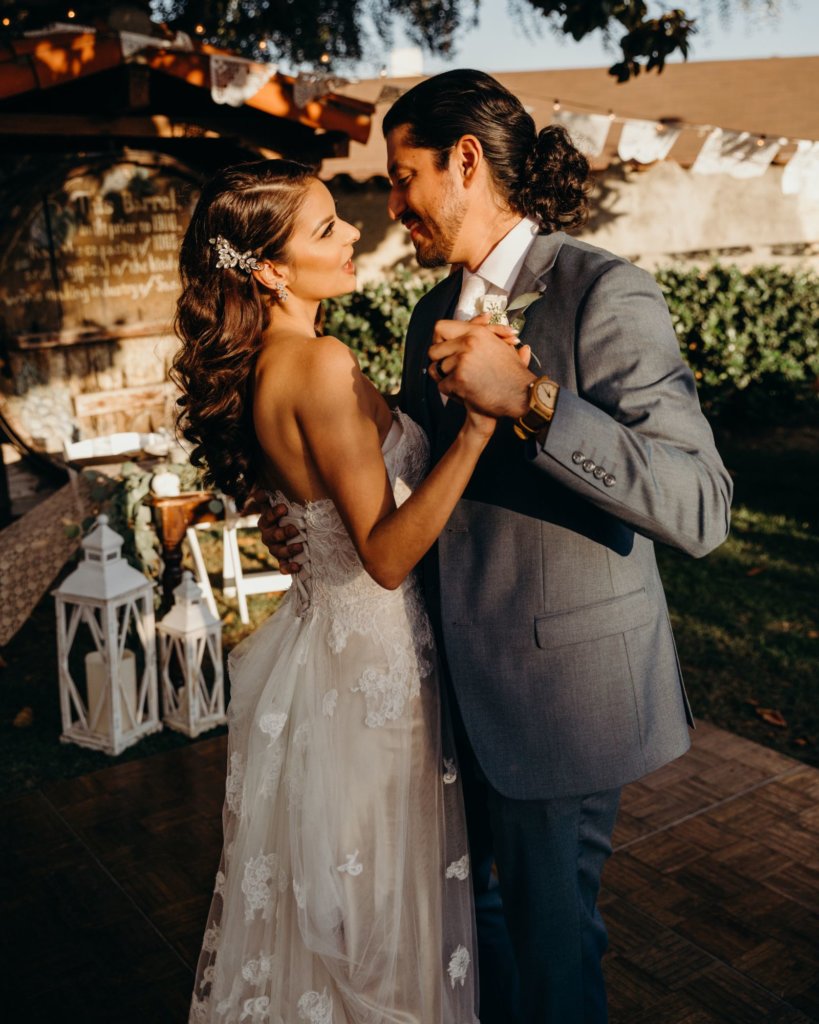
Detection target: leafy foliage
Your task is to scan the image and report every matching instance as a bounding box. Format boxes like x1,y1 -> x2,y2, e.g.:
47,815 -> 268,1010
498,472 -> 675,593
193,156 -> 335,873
326,262 -> 819,422
67,460 -> 208,585
655,263 -> 819,421
323,268 -> 441,393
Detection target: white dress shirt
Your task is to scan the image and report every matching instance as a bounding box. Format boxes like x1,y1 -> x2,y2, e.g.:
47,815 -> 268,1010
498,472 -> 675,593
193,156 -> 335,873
442,217 -> 540,403
454,216 -> 540,319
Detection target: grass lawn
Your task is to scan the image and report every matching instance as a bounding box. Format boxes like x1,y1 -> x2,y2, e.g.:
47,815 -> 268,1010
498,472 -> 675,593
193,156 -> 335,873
1,424 -> 816,794
657,423 -> 818,764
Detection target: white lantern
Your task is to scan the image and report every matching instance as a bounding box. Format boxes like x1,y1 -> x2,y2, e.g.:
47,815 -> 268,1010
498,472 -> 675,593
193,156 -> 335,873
53,514 -> 160,755
157,571 -> 225,737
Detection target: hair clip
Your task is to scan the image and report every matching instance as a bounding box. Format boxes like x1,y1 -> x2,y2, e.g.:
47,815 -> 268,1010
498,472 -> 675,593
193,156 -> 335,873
209,235 -> 261,273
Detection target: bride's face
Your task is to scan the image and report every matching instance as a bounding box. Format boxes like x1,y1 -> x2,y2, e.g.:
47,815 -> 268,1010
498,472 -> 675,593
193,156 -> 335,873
281,179 -> 360,301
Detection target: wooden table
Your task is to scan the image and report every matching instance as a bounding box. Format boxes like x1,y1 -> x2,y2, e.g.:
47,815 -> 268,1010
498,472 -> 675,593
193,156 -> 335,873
145,491 -> 223,610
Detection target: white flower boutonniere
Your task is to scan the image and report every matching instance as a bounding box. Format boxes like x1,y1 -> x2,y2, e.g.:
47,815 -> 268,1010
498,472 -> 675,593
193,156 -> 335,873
475,291 -> 544,367
475,291 -> 542,331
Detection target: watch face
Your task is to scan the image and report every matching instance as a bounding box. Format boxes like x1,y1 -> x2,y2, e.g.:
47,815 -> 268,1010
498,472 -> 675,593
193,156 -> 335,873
535,379 -> 557,406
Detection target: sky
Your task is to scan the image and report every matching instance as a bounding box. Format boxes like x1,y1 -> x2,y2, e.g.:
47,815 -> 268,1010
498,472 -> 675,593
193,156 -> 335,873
365,0 -> 818,77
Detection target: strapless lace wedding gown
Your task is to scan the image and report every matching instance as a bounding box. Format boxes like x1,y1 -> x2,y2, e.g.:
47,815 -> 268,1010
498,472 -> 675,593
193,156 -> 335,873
189,410 -> 478,1024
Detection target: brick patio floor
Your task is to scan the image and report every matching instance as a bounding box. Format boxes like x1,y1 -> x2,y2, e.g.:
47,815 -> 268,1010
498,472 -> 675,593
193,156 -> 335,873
3,720 -> 817,1022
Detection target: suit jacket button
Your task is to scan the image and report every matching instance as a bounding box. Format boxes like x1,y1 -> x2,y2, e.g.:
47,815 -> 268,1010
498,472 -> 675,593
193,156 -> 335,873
603,473 -> 616,487
571,451 -> 584,464
582,459 -> 596,473
593,466 -> 606,479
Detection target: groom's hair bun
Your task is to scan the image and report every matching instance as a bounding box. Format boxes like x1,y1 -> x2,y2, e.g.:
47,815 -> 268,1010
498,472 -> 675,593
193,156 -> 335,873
519,125 -> 592,234
383,69 -> 591,234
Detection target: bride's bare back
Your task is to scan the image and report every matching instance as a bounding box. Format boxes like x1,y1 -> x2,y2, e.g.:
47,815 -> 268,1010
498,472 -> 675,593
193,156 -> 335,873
253,329 -> 394,506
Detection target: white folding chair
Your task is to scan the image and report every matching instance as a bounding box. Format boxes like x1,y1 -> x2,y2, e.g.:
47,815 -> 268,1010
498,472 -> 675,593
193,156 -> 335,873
186,503 -> 291,625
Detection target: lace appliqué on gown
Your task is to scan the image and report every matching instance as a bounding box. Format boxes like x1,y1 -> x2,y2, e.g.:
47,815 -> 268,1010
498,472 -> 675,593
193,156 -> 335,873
269,412 -> 435,729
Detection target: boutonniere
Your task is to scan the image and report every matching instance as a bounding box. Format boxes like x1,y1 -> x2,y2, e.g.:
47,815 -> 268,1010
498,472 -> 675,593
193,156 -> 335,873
475,291 -> 542,331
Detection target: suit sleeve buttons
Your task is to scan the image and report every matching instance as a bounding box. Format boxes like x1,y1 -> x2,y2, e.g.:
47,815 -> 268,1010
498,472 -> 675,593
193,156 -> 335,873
571,451 -> 584,464
582,459 -> 596,473
603,474 -> 616,487
593,466 -> 606,479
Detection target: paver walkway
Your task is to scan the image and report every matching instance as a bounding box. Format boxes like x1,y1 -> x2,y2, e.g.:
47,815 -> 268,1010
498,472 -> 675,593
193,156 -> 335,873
3,720 -> 817,1022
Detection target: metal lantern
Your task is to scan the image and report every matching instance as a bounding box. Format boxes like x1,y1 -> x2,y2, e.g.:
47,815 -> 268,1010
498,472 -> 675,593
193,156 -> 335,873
53,514 -> 160,755
157,571 -> 225,737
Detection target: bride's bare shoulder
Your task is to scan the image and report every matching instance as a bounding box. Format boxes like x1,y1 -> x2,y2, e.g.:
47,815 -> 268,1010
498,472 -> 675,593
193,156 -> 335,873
257,334 -> 371,423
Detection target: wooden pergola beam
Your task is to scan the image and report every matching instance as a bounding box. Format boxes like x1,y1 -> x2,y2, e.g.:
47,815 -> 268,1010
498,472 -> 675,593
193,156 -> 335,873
0,32 -> 373,144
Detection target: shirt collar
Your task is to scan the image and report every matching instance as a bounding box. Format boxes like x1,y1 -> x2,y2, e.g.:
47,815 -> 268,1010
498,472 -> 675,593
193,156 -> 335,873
467,216 -> 540,295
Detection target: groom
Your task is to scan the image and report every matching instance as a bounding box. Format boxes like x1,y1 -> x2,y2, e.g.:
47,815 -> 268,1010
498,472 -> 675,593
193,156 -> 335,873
263,70 -> 732,1022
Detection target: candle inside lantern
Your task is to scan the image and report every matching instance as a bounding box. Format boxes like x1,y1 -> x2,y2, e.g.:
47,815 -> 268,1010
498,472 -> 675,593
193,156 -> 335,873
85,650 -> 138,736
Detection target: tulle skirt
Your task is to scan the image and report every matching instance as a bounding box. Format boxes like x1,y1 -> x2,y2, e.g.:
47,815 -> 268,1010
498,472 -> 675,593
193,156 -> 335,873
189,592 -> 478,1024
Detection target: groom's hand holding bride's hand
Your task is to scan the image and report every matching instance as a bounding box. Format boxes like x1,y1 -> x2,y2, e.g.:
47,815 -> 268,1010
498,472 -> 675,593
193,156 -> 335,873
428,314 -> 535,418
245,490 -> 303,575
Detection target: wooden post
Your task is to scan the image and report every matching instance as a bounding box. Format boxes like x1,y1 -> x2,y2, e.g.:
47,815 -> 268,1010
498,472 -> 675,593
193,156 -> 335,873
145,492 -> 221,611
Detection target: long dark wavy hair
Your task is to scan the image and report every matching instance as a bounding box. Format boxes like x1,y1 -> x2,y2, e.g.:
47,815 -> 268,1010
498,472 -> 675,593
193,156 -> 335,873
383,69 -> 591,233
171,160 -> 315,508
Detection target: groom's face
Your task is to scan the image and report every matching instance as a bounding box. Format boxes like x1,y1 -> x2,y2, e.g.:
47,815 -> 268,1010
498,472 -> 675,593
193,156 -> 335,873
385,125 -> 468,268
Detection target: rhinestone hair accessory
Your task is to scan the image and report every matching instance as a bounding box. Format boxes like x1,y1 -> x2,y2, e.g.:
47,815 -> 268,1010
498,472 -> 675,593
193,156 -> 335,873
209,235 -> 261,273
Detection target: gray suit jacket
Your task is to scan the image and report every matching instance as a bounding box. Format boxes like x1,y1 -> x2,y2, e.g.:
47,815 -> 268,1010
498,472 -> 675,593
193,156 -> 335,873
400,231 -> 733,800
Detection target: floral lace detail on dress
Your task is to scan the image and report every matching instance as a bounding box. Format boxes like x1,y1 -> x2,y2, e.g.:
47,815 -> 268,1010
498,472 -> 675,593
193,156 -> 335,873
242,853 -> 285,923
297,989 -> 333,1024
241,953 -> 276,984
447,945 -> 471,988
445,855 -> 470,880
259,711 -> 287,743
267,411 -> 435,728
239,996 -> 270,1023
225,752 -> 245,816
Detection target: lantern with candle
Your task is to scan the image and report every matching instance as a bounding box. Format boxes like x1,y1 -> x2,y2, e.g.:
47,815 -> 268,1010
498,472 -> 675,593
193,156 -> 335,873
157,571 -> 225,737
53,515 -> 160,755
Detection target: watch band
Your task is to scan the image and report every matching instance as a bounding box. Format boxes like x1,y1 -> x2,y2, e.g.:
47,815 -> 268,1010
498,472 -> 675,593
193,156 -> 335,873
514,376 -> 560,440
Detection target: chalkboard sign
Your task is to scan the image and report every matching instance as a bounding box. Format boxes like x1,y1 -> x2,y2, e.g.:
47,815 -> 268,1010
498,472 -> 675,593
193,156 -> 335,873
0,156 -> 200,349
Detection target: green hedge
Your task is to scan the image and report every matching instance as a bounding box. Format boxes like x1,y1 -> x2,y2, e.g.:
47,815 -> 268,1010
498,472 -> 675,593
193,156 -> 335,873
655,264 -> 819,421
323,268 -> 437,394
325,263 -> 819,422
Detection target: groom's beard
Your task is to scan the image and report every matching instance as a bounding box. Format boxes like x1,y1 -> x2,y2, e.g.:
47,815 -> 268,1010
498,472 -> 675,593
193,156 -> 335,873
405,186 -> 468,268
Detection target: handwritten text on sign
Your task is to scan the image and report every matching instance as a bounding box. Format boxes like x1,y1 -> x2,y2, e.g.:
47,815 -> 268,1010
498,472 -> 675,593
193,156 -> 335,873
0,162 -> 198,344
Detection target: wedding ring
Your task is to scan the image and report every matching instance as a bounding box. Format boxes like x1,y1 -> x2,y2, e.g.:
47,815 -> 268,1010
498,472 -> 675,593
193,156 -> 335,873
435,359 -> 449,378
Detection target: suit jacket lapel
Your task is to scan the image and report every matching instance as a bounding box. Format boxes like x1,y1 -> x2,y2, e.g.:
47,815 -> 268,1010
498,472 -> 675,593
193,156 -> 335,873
418,270 -> 462,409
512,231 -> 566,368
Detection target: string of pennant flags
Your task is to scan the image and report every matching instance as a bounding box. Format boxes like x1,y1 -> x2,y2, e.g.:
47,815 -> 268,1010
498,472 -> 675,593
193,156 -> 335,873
541,101 -> 819,197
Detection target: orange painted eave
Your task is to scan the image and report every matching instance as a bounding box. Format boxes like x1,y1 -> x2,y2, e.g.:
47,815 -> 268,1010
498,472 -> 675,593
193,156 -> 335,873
0,33 -> 123,98
0,32 -> 374,144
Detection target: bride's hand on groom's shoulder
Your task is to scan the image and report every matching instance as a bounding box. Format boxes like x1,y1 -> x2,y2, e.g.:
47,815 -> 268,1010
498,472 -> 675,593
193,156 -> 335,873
428,315 -> 535,420
244,491 -> 303,574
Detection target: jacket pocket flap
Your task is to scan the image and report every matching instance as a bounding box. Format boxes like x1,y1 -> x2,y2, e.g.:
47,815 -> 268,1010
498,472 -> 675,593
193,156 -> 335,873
535,588 -> 651,650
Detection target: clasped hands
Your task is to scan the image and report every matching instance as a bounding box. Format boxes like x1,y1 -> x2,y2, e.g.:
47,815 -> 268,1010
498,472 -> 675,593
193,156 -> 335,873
254,314 -> 536,573
427,312 -> 535,418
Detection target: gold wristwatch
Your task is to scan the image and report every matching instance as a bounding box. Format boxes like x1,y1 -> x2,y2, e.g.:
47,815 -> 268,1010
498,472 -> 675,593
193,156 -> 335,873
514,376 -> 560,440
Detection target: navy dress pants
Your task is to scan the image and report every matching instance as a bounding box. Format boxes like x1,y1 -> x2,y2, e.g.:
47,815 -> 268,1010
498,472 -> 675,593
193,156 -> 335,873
448,684 -> 621,1024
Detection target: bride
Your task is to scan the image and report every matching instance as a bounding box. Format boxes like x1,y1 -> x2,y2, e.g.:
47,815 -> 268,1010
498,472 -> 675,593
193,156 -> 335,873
172,160 -> 524,1023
